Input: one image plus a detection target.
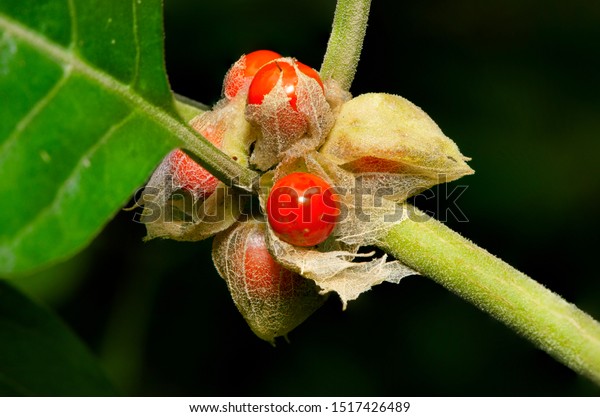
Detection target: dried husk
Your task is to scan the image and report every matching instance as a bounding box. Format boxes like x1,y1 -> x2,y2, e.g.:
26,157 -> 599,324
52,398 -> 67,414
323,78 -> 353,116
246,58 -> 335,170
212,220 -> 326,343
190,95 -> 259,169
266,227 -> 415,309
140,181 -> 243,241
260,153 -> 417,308
320,93 -> 474,201
140,97 -> 256,241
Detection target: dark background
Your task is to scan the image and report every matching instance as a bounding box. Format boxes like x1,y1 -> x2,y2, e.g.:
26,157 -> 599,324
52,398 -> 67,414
11,0 -> 600,395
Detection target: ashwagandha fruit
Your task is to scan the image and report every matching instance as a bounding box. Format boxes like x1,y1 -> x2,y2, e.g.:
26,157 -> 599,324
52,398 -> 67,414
212,220 -> 327,343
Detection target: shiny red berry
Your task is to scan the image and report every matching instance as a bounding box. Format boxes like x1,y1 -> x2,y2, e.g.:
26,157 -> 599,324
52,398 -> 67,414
266,172 -> 339,247
247,59 -> 324,111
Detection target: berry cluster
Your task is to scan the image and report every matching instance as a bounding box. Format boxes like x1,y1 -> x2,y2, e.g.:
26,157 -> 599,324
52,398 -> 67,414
142,49 -> 473,343
171,50 -> 341,247
142,50 -> 341,342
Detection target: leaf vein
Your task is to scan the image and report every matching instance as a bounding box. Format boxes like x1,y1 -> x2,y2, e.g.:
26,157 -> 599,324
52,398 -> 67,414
0,71 -> 71,165
8,112 -> 137,249
0,13 -> 193,149
131,0 -> 141,87
67,0 -> 78,50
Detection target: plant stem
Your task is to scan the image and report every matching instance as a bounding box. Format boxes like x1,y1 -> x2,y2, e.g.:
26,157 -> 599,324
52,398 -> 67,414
320,0 -> 371,90
172,95 -> 259,193
380,204 -> 600,385
173,93 -> 210,120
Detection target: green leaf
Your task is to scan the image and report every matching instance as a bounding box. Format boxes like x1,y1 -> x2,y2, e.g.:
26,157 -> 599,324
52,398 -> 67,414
0,0 -> 201,276
0,280 -> 116,395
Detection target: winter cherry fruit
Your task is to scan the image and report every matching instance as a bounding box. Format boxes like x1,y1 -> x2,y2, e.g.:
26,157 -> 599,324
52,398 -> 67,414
223,50 -> 282,99
266,172 -> 339,247
212,220 -> 326,343
243,226 -> 300,295
247,59 -> 324,111
244,58 -> 333,171
169,150 -> 219,198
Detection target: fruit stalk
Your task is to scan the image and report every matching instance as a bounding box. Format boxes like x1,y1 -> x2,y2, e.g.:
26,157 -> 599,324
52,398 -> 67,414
380,204 -> 600,385
320,0 -> 371,90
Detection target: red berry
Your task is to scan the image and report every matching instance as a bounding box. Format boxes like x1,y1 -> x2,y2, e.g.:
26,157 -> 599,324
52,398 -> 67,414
223,50 -> 282,99
169,149 -> 219,198
247,59 -> 324,111
266,172 -> 339,247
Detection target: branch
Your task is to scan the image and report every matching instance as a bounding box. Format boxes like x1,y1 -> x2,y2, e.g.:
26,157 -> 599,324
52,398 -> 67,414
379,204 -> 600,385
320,0 -> 371,90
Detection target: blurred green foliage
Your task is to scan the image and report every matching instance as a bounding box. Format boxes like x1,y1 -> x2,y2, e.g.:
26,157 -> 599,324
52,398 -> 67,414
12,0 -> 600,395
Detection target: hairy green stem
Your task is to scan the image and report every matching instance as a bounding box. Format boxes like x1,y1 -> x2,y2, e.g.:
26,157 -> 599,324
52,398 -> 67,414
380,204 -> 600,385
320,0 -> 371,90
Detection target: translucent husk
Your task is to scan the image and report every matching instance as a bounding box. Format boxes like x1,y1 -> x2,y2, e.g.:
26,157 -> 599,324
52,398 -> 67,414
140,96 -> 256,241
259,152 -> 417,308
320,93 -> 474,201
245,58 -> 335,170
256,90 -> 478,305
193,95 -> 259,169
140,182 -> 243,241
143,65 -> 477,337
212,220 -> 327,343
